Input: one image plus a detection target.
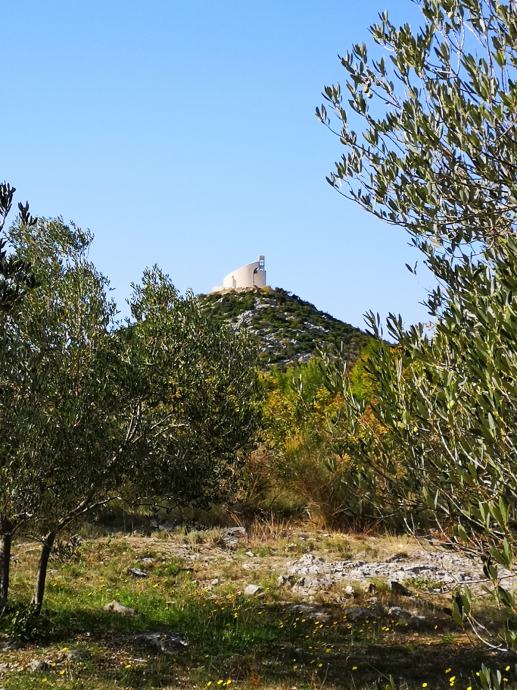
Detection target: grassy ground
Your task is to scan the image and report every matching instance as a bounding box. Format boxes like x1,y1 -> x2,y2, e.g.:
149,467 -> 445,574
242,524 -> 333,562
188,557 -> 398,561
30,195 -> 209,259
0,526 -> 512,690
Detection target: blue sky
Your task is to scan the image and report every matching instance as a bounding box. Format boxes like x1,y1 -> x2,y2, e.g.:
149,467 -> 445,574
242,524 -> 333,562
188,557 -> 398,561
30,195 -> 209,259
3,1 -> 431,329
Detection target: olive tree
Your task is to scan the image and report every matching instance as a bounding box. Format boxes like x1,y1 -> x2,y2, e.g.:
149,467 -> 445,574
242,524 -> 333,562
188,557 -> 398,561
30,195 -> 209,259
317,0 -> 516,258
318,0 -> 517,652
0,183 -> 37,614
0,218 -> 137,613
329,237 -> 517,651
125,266 -> 261,511
0,221 -> 260,614
0,182 -> 36,311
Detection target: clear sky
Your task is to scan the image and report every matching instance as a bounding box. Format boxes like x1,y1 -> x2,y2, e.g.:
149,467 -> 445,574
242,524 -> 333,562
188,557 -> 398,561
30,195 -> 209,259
3,1 -> 432,330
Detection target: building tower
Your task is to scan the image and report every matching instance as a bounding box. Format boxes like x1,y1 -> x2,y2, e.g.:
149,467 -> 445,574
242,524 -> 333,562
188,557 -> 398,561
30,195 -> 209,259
212,255 -> 267,292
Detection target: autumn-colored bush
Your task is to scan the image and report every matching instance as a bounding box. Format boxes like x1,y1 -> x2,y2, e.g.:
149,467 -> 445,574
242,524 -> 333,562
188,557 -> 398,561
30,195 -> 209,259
245,351 -> 405,529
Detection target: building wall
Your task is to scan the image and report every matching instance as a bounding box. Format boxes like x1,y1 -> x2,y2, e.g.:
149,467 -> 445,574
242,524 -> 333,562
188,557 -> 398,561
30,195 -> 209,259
213,256 -> 267,292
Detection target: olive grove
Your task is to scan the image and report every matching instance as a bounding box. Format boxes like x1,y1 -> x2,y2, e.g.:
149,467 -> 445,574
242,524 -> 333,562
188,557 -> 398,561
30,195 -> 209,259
0,217 -> 260,615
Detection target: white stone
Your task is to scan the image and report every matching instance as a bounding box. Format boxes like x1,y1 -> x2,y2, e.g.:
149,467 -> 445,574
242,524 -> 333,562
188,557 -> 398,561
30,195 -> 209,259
103,600 -> 136,616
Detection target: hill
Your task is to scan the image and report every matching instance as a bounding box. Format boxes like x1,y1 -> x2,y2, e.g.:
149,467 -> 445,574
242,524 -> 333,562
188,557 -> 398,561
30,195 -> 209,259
200,287 -> 372,367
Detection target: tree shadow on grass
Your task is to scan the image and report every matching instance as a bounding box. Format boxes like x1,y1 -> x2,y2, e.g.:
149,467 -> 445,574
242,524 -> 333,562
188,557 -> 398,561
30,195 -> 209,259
2,599 -> 510,690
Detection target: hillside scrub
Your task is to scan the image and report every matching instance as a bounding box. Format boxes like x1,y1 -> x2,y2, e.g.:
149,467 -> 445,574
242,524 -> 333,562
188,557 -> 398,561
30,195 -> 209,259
242,351 -> 400,528
201,287 -> 371,367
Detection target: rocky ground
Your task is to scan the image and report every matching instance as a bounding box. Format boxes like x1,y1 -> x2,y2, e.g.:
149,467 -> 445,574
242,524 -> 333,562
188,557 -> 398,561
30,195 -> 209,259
282,548 -> 489,595
0,526 -> 513,690
179,526 -> 503,597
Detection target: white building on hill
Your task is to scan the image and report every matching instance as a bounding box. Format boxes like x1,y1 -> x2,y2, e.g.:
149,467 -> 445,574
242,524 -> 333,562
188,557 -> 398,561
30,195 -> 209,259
212,255 -> 267,292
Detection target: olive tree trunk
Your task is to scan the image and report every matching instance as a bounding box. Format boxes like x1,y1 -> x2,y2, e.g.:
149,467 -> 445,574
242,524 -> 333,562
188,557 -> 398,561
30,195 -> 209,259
32,532 -> 56,615
0,520 -> 13,616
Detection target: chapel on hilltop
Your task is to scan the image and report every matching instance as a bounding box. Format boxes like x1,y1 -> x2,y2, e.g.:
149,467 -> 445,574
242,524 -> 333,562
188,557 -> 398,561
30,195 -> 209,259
212,255 -> 267,293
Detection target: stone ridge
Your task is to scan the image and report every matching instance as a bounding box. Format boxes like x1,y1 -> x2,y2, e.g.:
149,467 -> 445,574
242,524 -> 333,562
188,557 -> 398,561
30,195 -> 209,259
199,286 -> 371,367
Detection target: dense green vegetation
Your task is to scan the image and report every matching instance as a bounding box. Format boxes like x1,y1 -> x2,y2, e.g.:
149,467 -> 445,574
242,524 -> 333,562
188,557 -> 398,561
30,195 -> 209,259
318,0 -> 516,660
0,0 -> 515,688
201,287 -> 372,367
0,183 -> 36,311
0,216 -> 261,617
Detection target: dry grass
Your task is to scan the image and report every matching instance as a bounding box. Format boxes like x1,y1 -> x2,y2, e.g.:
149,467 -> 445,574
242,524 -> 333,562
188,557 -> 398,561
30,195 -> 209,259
0,526 -> 508,690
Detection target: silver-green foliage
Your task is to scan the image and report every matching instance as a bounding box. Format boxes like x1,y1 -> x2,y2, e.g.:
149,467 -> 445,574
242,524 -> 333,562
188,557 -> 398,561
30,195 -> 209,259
355,240 -> 516,650
0,220 -> 260,615
318,0 -> 517,653
317,0 -> 516,254
126,266 -> 261,507
0,218 -> 129,612
0,182 -> 36,311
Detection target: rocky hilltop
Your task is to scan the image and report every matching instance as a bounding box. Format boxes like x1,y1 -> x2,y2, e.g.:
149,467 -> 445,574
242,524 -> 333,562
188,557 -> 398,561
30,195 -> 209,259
200,287 -> 371,367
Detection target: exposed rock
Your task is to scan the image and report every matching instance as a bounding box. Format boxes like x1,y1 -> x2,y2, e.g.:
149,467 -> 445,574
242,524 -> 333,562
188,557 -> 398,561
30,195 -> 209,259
346,606 -> 384,623
103,600 -> 136,616
65,648 -> 90,661
343,585 -> 355,597
287,604 -> 330,621
28,659 -> 50,672
288,603 -> 317,614
277,574 -> 296,587
280,548 -> 495,597
288,554 -> 326,576
388,606 -> 412,621
391,580 -> 412,596
221,526 -> 247,549
200,288 -> 372,367
0,641 -> 22,651
411,614 -> 428,629
135,632 -> 188,653
244,584 -> 264,597
388,606 -> 427,628
128,567 -> 149,578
